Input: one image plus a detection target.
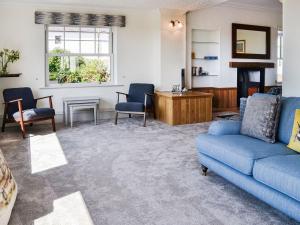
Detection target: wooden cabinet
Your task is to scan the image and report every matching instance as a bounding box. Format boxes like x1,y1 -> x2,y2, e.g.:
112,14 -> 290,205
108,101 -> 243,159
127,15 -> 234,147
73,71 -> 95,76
155,91 -> 213,125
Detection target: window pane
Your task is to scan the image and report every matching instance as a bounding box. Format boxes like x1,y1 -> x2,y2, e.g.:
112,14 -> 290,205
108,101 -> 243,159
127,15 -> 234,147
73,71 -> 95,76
48,32 -> 64,41
48,55 -> 110,83
96,28 -> 110,33
65,27 -> 80,32
65,41 -> 80,53
65,32 -> 80,41
97,42 -> 109,54
79,57 -> 110,83
81,41 -> 95,54
99,33 -> 109,41
81,32 -> 95,41
81,27 -> 95,32
48,40 -> 64,52
48,26 -> 64,31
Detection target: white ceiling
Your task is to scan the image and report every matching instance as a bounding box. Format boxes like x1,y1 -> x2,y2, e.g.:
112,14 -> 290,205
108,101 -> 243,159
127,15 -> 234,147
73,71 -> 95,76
0,0 -> 282,11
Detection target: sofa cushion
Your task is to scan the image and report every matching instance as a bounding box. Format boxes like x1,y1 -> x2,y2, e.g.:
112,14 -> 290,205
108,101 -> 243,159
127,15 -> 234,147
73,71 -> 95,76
208,120 -> 241,136
241,94 -> 281,143
197,134 -> 295,175
253,154 -> 300,202
278,97 -> 300,144
13,108 -> 55,121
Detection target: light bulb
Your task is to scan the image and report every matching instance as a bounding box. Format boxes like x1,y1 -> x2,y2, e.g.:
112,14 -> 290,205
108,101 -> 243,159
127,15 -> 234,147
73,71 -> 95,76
177,21 -> 183,28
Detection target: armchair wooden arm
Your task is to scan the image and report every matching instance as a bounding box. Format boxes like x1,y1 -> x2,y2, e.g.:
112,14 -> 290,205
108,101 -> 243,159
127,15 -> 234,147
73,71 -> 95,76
116,92 -> 128,103
2,98 -> 23,105
35,95 -> 53,101
144,93 -> 154,106
35,95 -> 53,108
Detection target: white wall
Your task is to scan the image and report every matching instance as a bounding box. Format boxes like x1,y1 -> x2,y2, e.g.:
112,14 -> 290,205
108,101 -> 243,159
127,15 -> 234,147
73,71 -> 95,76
159,9 -> 186,91
186,5 -> 282,88
0,3 -> 186,120
282,0 -> 300,96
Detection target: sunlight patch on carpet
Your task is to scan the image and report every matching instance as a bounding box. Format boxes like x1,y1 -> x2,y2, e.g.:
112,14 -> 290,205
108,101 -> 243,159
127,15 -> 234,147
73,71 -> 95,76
34,191 -> 94,225
30,133 -> 67,174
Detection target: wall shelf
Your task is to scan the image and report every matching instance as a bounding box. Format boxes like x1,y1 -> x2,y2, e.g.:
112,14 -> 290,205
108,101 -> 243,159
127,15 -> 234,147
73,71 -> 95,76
192,41 -> 219,44
191,29 -> 221,88
0,73 -> 22,78
193,58 -> 218,60
193,75 -> 219,77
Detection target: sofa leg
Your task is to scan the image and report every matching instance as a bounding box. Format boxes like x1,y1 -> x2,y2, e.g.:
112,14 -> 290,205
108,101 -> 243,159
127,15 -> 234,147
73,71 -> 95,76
201,165 -> 208,176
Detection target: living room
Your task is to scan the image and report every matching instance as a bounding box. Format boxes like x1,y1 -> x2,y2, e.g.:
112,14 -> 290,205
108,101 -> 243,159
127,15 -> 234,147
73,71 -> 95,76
0,0 -> 299,224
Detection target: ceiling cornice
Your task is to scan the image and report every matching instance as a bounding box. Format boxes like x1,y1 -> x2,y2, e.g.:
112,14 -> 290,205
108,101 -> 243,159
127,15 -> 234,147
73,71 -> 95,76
220,1 -> 282,13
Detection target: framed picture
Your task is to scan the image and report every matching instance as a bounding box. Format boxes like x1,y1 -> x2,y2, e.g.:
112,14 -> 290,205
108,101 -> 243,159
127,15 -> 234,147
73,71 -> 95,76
236,40 -> 246,53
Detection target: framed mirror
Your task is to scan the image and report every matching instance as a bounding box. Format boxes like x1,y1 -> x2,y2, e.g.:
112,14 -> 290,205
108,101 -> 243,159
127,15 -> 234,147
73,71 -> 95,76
232,23 -> 271,59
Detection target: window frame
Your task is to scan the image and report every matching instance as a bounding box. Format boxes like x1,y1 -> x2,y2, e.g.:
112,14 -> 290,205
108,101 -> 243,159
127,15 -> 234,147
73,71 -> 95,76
45,25 -> 115,87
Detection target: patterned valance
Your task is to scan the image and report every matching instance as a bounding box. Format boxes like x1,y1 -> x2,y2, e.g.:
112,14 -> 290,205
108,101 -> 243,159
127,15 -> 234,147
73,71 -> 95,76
35,11 -> 126,27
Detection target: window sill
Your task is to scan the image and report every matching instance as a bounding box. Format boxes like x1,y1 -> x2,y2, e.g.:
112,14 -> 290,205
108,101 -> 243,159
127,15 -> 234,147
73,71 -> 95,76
40,83 -> 124,89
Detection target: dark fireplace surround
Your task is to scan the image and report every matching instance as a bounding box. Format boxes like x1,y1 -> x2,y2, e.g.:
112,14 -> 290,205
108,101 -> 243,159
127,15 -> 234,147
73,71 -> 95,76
229,62 -> 275,106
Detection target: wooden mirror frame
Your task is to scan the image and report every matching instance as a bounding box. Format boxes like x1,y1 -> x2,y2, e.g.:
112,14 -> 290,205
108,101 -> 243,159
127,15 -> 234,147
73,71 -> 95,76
232,23 -> 271,59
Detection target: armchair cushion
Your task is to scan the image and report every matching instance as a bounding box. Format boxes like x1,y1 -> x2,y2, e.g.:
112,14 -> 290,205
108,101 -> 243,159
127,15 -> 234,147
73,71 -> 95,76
115,102 -> 144,112
13,108 -> 55,121
208,120 -> 241,136
3,87 -> 36,118
127,83 -> 154,107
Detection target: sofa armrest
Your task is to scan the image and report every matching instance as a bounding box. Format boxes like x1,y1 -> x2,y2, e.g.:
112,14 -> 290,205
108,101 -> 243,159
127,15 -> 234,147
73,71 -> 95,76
208,120 -> 241,136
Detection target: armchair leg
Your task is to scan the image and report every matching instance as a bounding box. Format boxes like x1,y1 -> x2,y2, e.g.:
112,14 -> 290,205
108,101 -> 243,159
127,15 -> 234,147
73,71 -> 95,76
115,112 -> 118,125
143,113 -> 147,127
51,118 -> 56,132
2,105 -> 7,132
20,121 -> 26,139
1,119 -> 6,132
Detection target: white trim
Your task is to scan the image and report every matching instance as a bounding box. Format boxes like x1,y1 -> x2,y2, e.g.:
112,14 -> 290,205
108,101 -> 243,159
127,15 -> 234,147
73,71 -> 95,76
40,83 -> 124,89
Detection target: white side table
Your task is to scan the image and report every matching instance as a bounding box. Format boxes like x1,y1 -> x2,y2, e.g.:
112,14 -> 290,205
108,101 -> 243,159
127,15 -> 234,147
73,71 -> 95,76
69,103 -> 98,128
63,96 -> 100,126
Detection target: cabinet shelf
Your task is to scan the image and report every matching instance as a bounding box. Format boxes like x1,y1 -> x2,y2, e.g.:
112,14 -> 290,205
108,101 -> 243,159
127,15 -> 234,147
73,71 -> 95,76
193,58 -> 218,60
193,74 -> 219,77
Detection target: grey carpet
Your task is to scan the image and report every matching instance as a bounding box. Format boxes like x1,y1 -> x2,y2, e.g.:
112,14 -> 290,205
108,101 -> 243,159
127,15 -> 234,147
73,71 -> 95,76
0,118 -> 299,225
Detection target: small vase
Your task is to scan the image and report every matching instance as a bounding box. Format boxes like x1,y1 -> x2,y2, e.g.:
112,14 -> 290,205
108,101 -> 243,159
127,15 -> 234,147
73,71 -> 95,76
0,65 -> 8,76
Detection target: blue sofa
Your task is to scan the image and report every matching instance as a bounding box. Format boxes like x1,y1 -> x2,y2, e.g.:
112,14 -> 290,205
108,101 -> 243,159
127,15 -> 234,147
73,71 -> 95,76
197,97 -> 300,222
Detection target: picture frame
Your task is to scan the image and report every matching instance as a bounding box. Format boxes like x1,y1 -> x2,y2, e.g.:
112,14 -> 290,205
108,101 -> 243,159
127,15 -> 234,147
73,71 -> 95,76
236,40 -> 246,53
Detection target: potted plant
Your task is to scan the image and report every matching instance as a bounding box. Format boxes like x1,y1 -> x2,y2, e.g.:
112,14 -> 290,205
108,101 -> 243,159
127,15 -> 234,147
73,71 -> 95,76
0,49 -> 20,76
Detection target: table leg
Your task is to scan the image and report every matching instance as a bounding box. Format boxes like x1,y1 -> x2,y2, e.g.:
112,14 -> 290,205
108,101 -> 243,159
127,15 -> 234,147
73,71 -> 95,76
70,107 -> 73,128
63,101 -> 65,125
64,102 -> 69,126
94,105 -> 97,125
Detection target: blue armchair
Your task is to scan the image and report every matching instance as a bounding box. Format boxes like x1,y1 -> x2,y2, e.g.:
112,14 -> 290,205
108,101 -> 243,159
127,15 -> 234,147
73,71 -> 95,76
2,87 -> 56,138
115,83 -> 155,127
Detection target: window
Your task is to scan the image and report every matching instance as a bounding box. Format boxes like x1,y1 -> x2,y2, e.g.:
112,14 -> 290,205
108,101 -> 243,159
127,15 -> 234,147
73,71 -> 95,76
46,25 -> 113,85
277,30 -> 283,83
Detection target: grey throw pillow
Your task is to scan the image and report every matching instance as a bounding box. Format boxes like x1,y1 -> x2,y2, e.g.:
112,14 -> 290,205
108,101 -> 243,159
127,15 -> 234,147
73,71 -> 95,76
241,94 -> 281,143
